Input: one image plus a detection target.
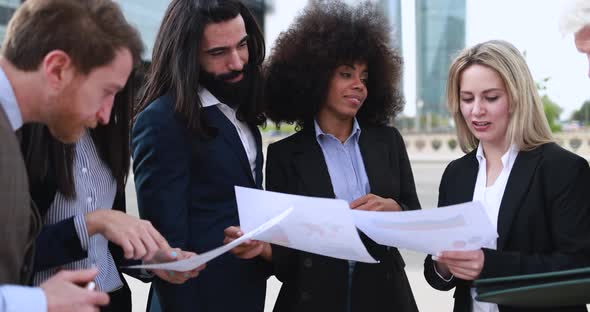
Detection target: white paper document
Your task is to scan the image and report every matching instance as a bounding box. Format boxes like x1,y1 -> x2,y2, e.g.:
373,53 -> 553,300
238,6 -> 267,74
126,207 -> 293,271
351,202 -> 498,255
235,186 -> 378,263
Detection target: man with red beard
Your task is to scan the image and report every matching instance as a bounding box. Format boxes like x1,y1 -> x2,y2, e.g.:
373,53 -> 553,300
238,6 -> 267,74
131,0 -> 269,311
0,0 -> 141,311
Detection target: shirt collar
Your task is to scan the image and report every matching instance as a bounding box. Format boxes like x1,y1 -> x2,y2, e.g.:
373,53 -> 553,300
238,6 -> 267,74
314,118 -> 362,143
476,142 -> 519,168
0,66 -> 22,130
198,86 -> 222,108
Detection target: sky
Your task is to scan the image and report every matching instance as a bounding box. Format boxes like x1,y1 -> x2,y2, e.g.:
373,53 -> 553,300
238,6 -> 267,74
265,0 -> 589,119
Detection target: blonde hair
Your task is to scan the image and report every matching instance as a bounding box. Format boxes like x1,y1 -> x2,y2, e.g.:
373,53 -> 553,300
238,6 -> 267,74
447,40 -> 553,153
560,0 -> 590,36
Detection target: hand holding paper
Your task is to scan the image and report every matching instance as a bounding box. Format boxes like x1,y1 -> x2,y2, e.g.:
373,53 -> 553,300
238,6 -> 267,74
434,249 -> 485,280
147,249 -> 204,283
223,226 -> 272,261
126,207 -> 293,271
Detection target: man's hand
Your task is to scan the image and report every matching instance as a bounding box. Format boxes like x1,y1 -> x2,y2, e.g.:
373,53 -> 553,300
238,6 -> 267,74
433,249 -> 485,280
85,210 -> 170,260
350,194 -> 402,211
223,226 -> 272,261
40,268 -> 109,312
148,248 -> 205,284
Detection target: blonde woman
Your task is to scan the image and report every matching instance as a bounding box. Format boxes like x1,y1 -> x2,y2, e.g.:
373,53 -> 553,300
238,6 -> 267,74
424,40 -> 590,312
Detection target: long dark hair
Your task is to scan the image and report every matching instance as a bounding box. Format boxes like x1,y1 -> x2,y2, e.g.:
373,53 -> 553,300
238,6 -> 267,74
21,70 -> 139,197
134,0 -> 266,137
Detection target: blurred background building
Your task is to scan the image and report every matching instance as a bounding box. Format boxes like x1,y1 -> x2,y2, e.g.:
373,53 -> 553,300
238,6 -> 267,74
0,0 -> 20,40
0,0 -> 267,61
0,0 -> 586,135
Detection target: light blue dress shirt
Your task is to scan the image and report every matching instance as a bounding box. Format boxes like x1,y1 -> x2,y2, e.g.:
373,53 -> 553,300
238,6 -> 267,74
0,286 -> 46,312
314,119 -> 370,312
0,66 -> 47,311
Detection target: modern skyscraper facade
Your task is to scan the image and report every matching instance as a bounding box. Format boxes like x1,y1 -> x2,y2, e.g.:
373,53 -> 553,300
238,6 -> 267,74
380,0 -> 465,126
415,0 -> 465,117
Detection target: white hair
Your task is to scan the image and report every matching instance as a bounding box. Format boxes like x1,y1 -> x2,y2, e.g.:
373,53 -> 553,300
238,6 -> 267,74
560,0 -> 590,35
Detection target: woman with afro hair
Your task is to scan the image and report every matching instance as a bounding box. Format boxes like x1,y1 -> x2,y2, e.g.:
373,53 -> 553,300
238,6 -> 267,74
225,1 -> 420,311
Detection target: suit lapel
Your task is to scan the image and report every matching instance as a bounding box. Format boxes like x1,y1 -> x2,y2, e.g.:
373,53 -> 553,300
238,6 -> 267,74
443,151 -> 479,207
496,148 -> 542,250
204,106 -> 255,185
456,153 -> 479,205
292,128 -> 335,198
251,124 -> 263,188
358,127 -> 388,195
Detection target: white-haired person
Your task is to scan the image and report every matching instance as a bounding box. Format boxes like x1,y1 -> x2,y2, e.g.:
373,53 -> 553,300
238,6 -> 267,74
423,40 -> 590,312
560,0 -> 590,77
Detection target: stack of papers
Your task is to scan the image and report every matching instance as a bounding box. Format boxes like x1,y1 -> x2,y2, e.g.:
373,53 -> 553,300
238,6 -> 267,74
129,187 -> 498,271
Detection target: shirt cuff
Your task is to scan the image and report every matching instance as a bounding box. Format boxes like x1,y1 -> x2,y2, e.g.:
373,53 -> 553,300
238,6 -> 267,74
0,285 -> 47,312
433,261 -> 454,282
74,214 -> 90,251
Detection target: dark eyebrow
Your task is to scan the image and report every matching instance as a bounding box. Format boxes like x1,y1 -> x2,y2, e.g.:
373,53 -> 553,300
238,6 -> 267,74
237,35 -> 249,45
341,63 -> 368,73
204,35 -> 249,54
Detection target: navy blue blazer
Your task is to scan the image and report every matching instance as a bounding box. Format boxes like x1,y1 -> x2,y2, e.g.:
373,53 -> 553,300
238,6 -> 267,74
132,94 -> 270,312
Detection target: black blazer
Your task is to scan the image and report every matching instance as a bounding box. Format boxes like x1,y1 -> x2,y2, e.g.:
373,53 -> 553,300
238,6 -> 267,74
265,124 -> 419,312
132,94 -> 270,312
424,143 -> 590,312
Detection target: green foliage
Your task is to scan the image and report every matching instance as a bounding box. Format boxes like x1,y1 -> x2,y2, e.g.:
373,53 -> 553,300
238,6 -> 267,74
259,123 -> 297,134
570,99 -> 590,125
536,77 -> 562,133
542,95 -> 562,132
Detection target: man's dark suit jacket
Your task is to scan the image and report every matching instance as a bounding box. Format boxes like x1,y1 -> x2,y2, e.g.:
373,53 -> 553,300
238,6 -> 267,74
265,125 -> 419,312
424,143 -> 590,312
0,106 -> 39,285
132,94 -> 270,312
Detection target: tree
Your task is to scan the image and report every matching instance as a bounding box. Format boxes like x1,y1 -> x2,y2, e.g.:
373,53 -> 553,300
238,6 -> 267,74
570,99 -> 590,125
542,95 -> 562,132
536,77 -> 562,133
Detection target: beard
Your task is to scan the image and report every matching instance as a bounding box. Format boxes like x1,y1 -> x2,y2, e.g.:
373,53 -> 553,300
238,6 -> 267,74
46,82 -> 88,143
199,64 -> 252,109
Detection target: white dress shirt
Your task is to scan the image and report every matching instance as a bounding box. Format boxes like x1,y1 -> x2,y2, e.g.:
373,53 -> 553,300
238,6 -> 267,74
0,66 -> 47,312
471,143 -> 519,312
199,87 -> 257,180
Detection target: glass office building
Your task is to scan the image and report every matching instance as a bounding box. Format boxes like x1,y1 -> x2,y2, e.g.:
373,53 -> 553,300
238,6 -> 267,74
415,0 -> 465,117
0,0 -> 20,41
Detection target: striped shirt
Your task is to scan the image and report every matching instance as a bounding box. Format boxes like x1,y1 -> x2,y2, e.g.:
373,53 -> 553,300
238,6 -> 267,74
33,131 -> 123,292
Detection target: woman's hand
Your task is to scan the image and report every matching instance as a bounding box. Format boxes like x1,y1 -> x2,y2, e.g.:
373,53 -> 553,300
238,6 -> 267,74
433,249 -> 485,281
350,194 -> 402,211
